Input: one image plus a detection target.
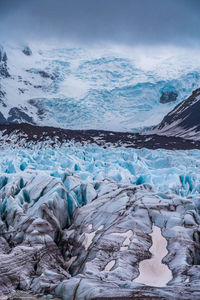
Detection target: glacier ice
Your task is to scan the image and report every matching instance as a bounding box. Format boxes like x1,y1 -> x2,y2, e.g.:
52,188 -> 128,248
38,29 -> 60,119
0,143 -> 200,298
0,145 -> 200,197
1,44 -> 200,131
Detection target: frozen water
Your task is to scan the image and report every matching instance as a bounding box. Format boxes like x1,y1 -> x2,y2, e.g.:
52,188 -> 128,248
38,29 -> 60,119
1,143 -> 200,298
103,260 -> 116,272
1,44 -> 200,131
0,145 -> 200,198
133,225 -> 172,287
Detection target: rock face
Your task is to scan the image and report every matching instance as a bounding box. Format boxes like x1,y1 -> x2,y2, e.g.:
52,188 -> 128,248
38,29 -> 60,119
0,88 -> 7,107
7,107 -> 35,124
0,112 -> 6,124
0,46 -> 10,78
1,122 -> 200,150
160,91 -> 178,104
26,69 -> 57,80
22,46 -> 32,56
154,88 -> 200,140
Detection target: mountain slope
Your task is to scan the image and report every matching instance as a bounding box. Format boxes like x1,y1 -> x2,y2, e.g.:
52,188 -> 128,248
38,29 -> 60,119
1,44 -> 200,131
153,88 -> 200,140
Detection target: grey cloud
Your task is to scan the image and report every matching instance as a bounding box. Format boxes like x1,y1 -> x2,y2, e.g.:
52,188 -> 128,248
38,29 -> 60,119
0,0 -> 200,46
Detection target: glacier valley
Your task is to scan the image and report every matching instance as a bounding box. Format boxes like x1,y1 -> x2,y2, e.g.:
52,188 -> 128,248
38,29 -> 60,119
1,43 -> 200,299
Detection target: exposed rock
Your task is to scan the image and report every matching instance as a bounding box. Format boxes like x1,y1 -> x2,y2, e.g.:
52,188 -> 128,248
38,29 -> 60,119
38,71 -> 56,80
0,46 -> 10,78
0,47 -> 7,63
26,69 -> 57,80
160,91 -> 178,104
154,88 -> 200,140
22,46 -> 32,56
29,99 -> 45,119
1,122 -> 200,150
7,107 -> 35,124
0,88 -> 7,107
0,112 -> 7,124
18,88 -> 26,94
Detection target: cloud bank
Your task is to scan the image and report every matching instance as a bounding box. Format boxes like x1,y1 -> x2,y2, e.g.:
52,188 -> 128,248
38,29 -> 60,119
0,0 -> 200,46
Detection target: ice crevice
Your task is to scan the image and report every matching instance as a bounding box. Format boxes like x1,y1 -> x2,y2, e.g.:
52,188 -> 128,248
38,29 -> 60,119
1,145 -> 200,298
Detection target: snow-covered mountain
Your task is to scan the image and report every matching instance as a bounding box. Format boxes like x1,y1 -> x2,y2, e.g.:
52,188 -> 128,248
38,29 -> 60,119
1,43 -> 200,131
152,88 -> 200,140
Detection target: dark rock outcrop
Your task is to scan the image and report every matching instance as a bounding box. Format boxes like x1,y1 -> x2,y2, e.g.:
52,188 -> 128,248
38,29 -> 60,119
0,46 -> 10,78
29,99 -> 45,119
22,46 -> 32,56
0,88 -> 7,107
1,122 -> 200,150
26,69 -> 57,80
38,70 -> 53,79
7,107 -> 35,124
0,112 -> 6,124
154,88 -> 200,140
160,91 -> 178,104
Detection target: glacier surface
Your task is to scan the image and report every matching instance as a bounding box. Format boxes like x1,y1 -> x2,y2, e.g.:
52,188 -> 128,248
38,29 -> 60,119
1,144 -> 200,298
1,44 -> 200,131
1,145 -> 200,197
2,42 -> 200,299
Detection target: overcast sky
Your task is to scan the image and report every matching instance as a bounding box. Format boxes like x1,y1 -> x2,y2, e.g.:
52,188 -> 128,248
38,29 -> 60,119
0,0 -> 200,46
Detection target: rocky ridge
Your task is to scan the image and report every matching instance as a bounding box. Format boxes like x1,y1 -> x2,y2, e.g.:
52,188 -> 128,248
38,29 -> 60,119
1,122 -> 200,151
153,88 -> 200,140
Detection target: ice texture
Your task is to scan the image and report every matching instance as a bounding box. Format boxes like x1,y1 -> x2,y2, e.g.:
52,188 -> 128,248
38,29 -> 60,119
55,178 -> 200,299
1,44 -> 200,131
0,145 -> 200,197
1,143 -> 200,298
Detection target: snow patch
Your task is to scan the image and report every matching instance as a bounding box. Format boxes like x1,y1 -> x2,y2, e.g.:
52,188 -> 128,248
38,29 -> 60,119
103,260 -> 116,272
133,225 -> 172,287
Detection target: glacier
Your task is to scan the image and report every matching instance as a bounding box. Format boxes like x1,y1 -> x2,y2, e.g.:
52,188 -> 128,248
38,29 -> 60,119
1,145 -> 200,197
1,143 -> 200,298
1,44 -> 200,131
2,43 -> 200,299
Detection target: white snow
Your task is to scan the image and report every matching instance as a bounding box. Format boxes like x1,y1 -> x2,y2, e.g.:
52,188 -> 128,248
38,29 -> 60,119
81,224 -> 104,250
82,231 -> 96,250
2,43 -> 200,131
103,260 -> 116,272
111,230 -> 133,250
66,256 -> 77,270
133,225 -> 172,287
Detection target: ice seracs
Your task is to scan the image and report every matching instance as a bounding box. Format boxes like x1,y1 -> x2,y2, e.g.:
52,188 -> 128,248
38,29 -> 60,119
0,143 -> 200,298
